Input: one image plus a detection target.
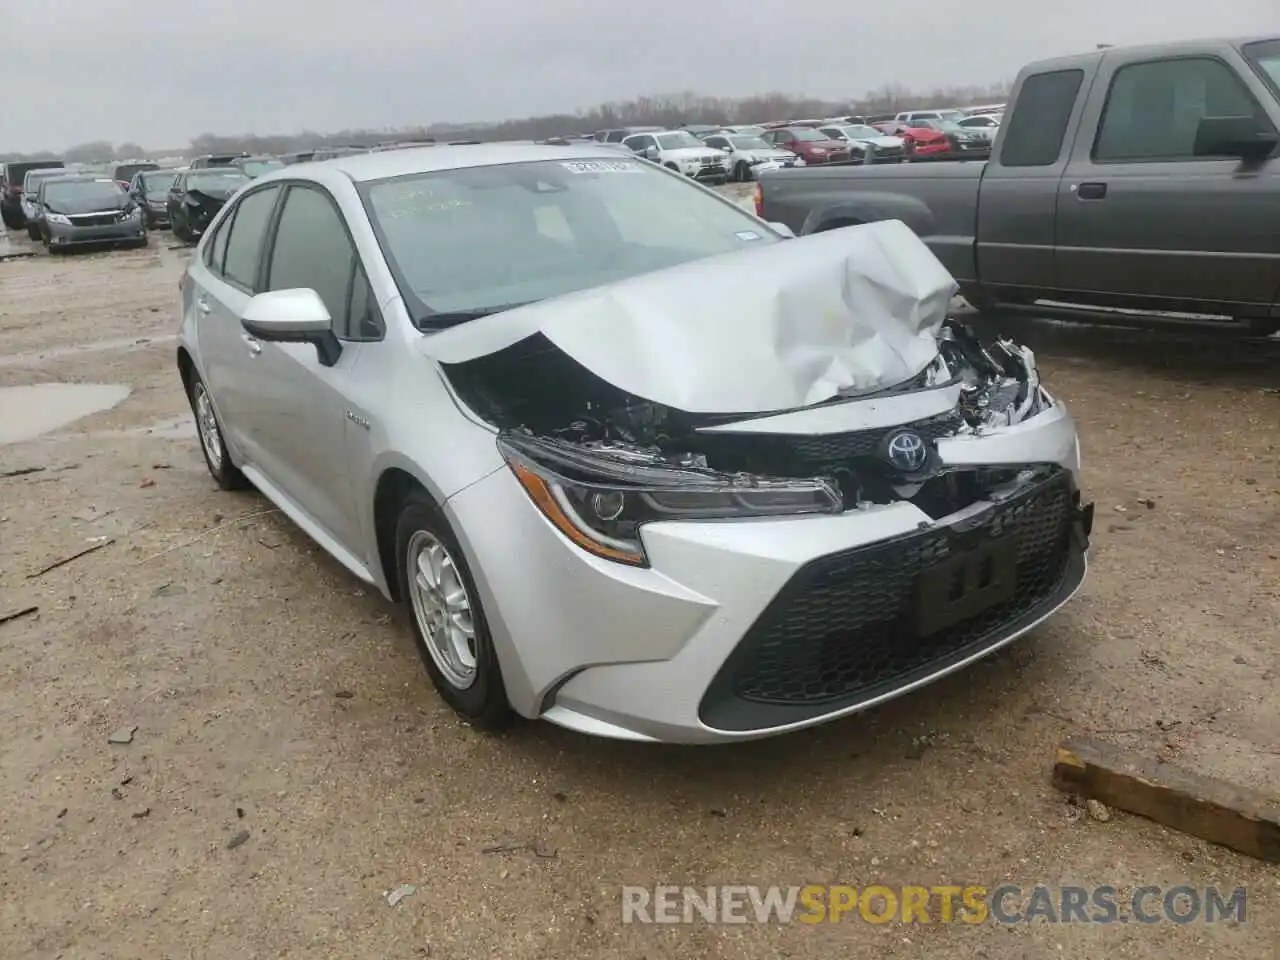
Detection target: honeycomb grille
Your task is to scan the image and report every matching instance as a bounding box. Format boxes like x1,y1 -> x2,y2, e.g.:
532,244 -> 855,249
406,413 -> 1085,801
718,469 -> 1075,708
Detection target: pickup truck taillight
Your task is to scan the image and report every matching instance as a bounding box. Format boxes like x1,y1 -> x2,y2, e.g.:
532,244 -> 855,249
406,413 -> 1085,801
754,183 -> 763,217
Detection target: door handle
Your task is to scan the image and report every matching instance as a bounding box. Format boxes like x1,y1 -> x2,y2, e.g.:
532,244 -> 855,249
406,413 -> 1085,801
1076,182 -> 1107,200
241,333 -> 262,356
196,296 -> 211,314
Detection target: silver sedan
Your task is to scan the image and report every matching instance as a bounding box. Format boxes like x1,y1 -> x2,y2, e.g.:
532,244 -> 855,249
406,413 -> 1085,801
177,144 -> 1091,743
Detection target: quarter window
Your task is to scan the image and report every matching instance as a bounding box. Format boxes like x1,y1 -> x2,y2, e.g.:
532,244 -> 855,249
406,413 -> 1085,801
221,185 -> 280,289
1094,57 -> 1269,161
999,69 -> 1084,167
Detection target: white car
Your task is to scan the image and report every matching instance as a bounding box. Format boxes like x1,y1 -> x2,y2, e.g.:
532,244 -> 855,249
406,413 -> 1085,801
701,133 -> 805,181
818,125 -> 909,164
957,114 -> 1002,142
621,130 -> 729,184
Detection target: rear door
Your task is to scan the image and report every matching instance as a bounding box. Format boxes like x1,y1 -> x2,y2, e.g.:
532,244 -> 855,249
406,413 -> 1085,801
191,183 -> 283,462
237,182 -> 381,553
1055,48 -> 1280,311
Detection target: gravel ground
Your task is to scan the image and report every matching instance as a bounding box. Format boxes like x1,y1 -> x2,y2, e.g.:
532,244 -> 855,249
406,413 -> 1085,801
1,213 -> 1278,959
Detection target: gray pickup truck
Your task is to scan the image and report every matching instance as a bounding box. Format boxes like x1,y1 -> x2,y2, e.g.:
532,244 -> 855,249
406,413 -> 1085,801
758,36 -> 1280,335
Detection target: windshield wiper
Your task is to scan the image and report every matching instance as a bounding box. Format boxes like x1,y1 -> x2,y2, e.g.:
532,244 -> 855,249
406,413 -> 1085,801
416,302 -> 531,330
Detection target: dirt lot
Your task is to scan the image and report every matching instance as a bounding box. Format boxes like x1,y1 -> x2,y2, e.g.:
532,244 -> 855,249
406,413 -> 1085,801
1,215 -> 1278,960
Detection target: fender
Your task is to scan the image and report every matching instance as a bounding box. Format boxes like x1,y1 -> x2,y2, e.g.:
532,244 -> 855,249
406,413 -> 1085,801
802,191 -> 937,237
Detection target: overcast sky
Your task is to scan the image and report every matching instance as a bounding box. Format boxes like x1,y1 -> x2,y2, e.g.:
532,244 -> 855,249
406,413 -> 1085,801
1,0 -> 1275,151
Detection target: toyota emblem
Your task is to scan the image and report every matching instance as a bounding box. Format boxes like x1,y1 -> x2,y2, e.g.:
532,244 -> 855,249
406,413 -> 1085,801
885,430 -> 929,472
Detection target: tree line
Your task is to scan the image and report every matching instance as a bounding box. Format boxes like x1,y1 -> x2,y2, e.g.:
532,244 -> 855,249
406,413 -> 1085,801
2,81 -> 1010,162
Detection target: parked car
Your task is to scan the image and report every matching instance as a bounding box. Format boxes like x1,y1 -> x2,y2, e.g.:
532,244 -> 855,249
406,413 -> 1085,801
279,150 -> 318,165
311,146 -> 365,161
894,109 -> 967,125
190,153 -> 248,169
907,119 -> 992,159
113,161 -> 159,191
964,103 -> 1007,117
716,124 -> 768,136
1,159 -> 63,228
594,126 -> 663,143
757,34 -> 1280,336
680,124 -> 724,139
32,174 -> 146,251
128,168 -> 183,229
232,155 -> 286,178
174,142 -> 1091,743
621,130 -> 729,183
760,126 -> 852,165
21,168 -> 73,236
874,121 -> 951,159
817,124 -> 908,163
168,168 -> 250,242
701,132 -> 805,180
956,114 -> 1002,142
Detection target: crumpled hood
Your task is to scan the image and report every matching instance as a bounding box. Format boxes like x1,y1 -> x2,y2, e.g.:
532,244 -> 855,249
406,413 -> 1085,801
421,219 -> 957,414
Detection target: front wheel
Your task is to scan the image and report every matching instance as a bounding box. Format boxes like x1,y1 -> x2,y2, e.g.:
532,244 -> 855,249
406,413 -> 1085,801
171,211 -> 191,243
734,161 -> 752,182
395,493 -> 511,729
187,373 -> 247,490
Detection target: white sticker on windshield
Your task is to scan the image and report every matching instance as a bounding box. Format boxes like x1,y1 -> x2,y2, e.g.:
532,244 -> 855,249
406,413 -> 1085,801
735,230 -> 761,241
559,160 -> 641,174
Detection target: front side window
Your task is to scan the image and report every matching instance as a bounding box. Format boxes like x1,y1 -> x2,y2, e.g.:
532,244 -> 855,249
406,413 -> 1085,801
1094,57 -> 1268,161
266,185 -> 380,340
221,185 -> 280,289
656,132 -> 702,149
362,158 -> 779,324
999,68 -> 1084,167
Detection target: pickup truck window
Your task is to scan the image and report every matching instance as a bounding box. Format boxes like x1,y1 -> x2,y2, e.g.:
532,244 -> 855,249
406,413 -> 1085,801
999,69 -> 1084,167
1242,39 -> 1280,98
1094,57 -> 1269,162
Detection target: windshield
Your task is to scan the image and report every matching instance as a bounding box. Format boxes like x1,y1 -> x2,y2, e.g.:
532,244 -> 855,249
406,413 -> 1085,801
843,125 -> 883,139
656,132 -> 703,149
363,158 -> 780,321
730,136 -> 772,149
24,169 -> 63,192
144,172 -> 178,194
44,179 -> 124,205
241,159 -> 284,177
1243,39 -> 1280,98
791,128 -> 827,141
188,171 -> 249,191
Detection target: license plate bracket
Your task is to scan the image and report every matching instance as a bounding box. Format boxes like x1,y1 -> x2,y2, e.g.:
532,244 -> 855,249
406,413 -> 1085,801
914,536 -> 1018,637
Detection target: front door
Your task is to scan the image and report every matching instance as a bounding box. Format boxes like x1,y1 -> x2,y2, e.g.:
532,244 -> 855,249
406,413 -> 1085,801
1055,51 -> 1280,312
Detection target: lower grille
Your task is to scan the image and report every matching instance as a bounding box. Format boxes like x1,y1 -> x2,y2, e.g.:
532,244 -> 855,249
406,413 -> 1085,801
70,213 -> 119,227
700,469 -> 1083,731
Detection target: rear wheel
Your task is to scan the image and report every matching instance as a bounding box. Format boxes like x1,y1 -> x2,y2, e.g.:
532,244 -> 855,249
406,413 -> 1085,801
395,492 -> 511,729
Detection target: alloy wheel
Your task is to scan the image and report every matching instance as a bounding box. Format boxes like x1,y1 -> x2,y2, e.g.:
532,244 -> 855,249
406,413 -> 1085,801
406,530 -> 478,689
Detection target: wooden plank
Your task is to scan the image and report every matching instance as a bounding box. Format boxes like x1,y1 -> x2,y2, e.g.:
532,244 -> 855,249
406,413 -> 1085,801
1052,736 -> 1280,863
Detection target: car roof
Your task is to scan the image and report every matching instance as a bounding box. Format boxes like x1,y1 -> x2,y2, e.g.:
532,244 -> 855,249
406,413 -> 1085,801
1024,34 -> 1279,72
300,142 -> 659,183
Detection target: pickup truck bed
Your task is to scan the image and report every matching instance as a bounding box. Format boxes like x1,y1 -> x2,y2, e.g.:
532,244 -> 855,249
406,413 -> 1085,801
758,35 -> 1280,334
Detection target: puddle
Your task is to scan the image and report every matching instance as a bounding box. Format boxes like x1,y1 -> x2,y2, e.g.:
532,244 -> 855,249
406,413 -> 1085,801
0,333 -> 177,370
0,383 -> 131,444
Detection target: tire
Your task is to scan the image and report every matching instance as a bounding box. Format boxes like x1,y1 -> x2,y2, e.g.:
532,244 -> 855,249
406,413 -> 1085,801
663,162 -> 679,172
1,206 -> 24,230
734,161 -> 751,182
26,223 -> 39,241
171,211 -> 191,243
186,372 -> 247,490
395,491 -> 512,729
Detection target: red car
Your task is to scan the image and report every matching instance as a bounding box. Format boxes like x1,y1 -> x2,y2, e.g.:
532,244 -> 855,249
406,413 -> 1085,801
871,121 -> 949,158
760,126 -> 851,164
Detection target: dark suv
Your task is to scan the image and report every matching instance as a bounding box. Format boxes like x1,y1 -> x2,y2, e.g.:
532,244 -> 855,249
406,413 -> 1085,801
2,159 -> 64,228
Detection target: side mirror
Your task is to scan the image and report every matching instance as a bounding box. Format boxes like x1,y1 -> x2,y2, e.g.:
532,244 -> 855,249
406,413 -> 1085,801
1194,116 -> 1279,162
643,145 -> 659,160
769,222 -> 796,239
240,288 -> 342,367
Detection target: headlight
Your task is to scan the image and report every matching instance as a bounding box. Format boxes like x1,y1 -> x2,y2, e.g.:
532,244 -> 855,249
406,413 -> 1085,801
499,433 -> 842,566
46,213 -> 71,226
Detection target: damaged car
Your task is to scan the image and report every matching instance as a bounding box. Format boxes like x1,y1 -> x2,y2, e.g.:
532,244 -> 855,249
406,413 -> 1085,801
167,168 -> 250,243
176,144 -> 1092,744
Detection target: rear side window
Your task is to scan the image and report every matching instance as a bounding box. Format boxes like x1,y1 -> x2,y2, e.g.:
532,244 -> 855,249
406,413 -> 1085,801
999,69 -> 1084,166
221,185 -> 280,289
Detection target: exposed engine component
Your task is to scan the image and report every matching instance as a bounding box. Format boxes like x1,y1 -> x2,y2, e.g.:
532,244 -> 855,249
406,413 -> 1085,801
443,319 -> 1052,521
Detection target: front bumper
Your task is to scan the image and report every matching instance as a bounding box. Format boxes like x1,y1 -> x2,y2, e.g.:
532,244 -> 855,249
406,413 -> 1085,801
47,218 -> 146,247
447,401 -> 1090,744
